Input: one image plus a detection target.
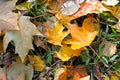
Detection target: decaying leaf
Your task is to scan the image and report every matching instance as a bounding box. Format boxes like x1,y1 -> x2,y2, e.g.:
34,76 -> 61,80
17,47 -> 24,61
54,68 -> 65,80
7,63 -> 33,80
3,16 -> 44,61
28,55 -> 45,71
56,1 -> 108,22
64,17 -> 99,49
55,66 -> 90,80
55,45 -> 84,61
47,23 -> 69,46
102,40 -> 117,57
0,68 -> 7,80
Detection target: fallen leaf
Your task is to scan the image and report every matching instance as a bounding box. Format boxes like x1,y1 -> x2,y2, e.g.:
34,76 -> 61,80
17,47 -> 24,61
28,55 -> 45,71
55,45 -> 84,61
60,0 -> 80,15
3,16 -> 44,62
0,12 -> 20,31
0,68 -> 7,80
102,40 -> 117,57
7,63 -> 33,80
102,0 -> 119,6
56,1 -> 108,22
16,2 -> 32,10
47,23 -> 69,46
54,68 -> 65,80
112,20 -> 120,32
64,17 -> 99,49
55,66 -> 89,80
0,0 -> 17,16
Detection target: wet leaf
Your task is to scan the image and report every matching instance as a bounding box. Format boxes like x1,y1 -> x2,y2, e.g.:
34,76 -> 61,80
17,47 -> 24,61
3,16 -> 44,62
64,17 -> 99,49
28,55 -> 45,71
55,45 -> 84,61
47,23 -> 69,46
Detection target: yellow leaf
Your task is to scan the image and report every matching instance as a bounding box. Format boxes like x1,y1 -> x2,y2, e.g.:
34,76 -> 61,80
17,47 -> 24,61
7,63 -> 33,80
55,45 -> 84,61
102,40 -> 117,57
56,66 -> 89,80
3,16 -> 44,62
47,23 -> 69,46
16,2 -> 32,10
64,17 -> 99,49
28,55 -> 45,71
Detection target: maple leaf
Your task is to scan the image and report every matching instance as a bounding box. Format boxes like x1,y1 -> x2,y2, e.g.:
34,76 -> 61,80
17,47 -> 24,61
56,1 -> 108,22
64,17 -> 99,49
3,16 -> 44,62
28,55 -> 46,71
47,23 -> 69,46
55,45 -> 84,61
55,66 -> 90,80
7,63 -> 33,80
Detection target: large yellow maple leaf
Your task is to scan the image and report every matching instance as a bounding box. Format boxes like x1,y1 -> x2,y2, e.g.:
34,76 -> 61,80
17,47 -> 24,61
47,23 -> 69,46
55,45 -> 84,61
3,16 -> 43,62
64,17 -> 99,49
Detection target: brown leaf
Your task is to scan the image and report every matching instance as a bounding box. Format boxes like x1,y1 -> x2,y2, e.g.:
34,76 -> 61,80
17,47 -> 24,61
0,68 -> 7,80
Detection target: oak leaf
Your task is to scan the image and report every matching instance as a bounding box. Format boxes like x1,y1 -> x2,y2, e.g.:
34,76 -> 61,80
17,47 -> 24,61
56,1 -> 108,22
55,66 -> 90,80
55,45 -> 84,61
3,16 -> 44,62
28,55 -> 45,71
64,17 -> 99,49
47,23 -> 69,46
7,63 -> 33,80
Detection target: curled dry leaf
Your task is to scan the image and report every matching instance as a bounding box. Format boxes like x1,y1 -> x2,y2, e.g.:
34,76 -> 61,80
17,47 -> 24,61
64,17 -> 99,49
28,55 -> 45,71
60,0 -> 80,15
54,66 -> 90,80
102,40 -> 117,57
47,23 -> 69,46
7,63 -> 33,80
3,16 -> 44,62
55,45 -> 84,61
56,1 -> 108,22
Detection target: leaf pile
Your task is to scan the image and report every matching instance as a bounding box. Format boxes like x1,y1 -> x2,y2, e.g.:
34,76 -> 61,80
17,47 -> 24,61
0,0 -> 120,80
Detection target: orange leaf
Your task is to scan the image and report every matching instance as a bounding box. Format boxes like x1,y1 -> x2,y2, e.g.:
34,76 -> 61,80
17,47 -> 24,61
57,66 -> 90,80
56,1 -> 108,22
47,23 -> 69,46
64,17 -> 99,49
55,45 -> 84,61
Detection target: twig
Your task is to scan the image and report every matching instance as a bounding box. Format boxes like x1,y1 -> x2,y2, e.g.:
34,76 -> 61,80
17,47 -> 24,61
30,14 -> 54,20
89,46 -> 108,67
